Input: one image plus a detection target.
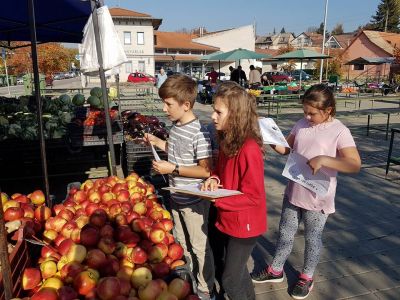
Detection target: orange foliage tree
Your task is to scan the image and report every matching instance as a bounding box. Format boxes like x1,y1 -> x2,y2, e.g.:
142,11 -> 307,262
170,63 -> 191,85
5,42 -> 78,75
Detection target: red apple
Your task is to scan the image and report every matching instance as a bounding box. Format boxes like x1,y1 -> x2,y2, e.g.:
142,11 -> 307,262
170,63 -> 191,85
148,244 -> 168,263
120,201 -> 133,214
152,262 -> 170,278
168,278 -> 191,299
170,260 -> 186,270
101,192 -> 115,203
115,213 -> 128,226
96,276 -> 121,300
31,287 -> 58,300
61,221 -> 78,238
21,267 -> 41,290
131,246 -> 148,264
58,285 -> 79,300
88,191 -> 101,203
100,223 -> 114,238
157,290 -> 179,300
160,219 -> 174,232
97,237 -> 116,254
168,243 -> 184,261
131,267 -> 152,289
126,211 -> 140,223
86,248 -> 107,269
4,206 -> 24,221
73,270 -> 98,296
138,279 -> 162,300
80,224 -> 100,247
117,189 -> 130,202
150,228 -> 166,244
73,190 -> 87,203
60,261 -> 85,283
58,209 -> 74,221
39,260 -> 57,279
90,208 -> 108,227
57,238 -> 75,255
29,190 -> 45,205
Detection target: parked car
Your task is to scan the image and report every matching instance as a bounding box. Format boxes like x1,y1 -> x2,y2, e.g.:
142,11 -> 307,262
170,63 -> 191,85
53,72 -> 65,80
16,77 -> 23,85
290,70 -> 311,81
261,71 -> 292,83
127,72 -> 156,84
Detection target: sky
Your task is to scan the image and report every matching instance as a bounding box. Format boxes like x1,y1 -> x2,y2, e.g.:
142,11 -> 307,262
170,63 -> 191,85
104,0 -> 381,35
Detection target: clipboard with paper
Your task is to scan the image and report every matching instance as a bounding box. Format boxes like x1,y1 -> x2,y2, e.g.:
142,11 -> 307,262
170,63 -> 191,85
258,118 -> 290,148
163,184 -> 242,199
282,152 -> 330,197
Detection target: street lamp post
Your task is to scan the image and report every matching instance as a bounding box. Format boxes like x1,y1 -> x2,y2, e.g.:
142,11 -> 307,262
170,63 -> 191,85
319,0 -> 329,83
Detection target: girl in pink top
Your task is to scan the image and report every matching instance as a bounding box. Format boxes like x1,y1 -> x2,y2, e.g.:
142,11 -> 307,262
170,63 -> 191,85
252,84 -> 361,299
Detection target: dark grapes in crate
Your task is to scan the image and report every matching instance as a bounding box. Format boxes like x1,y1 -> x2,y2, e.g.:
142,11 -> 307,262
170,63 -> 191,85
122,110 -> 169,142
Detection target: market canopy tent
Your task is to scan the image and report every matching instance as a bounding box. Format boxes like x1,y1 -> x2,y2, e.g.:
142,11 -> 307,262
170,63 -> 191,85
201,48 -> 270,78
272,49 -> 331,86
0,0 -> 95,209
0,0 -> 91,44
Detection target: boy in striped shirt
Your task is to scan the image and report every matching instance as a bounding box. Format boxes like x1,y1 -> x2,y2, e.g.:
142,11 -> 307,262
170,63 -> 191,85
145,74 -> 215,300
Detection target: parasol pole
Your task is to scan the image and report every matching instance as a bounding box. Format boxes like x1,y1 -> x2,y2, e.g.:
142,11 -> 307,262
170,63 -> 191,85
90,0 -> 117,176
28,0 -> 51,207
299,60 -> 303,88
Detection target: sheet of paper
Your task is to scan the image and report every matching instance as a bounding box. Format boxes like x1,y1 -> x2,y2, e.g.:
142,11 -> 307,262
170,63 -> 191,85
150,143 -> 161,161
163,184 -> 242,199
282,152 -> 330,197
259,118 -> 290,148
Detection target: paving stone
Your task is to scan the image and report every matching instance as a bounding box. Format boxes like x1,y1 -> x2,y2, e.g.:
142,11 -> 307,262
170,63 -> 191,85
354,267 -> 400,292
311,276 -> 371,299
373,286 -> 400,300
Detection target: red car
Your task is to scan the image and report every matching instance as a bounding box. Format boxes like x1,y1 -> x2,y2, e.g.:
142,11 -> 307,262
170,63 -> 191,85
262,71 -> 292,84
127,72 -> 156,84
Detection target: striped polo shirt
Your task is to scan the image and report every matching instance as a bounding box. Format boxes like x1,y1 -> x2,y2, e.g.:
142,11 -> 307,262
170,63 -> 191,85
168,118 -> 212,205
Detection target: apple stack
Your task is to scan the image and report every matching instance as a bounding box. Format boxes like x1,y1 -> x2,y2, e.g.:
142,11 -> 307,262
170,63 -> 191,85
18,172 -> 199,300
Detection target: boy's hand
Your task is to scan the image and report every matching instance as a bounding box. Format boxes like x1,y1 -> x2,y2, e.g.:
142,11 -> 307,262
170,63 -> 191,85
144,133 -> 158,146
201,177 -> 222,191
307,156 -> 327,175
152,160 -> 175,175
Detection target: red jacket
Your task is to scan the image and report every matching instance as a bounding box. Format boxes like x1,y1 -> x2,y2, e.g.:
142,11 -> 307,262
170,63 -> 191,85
213,139 -> 267,238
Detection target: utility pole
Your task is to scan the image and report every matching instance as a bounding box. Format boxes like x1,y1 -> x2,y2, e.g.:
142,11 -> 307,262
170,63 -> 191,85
319,0 -> 329,83
384,6 -> 389,32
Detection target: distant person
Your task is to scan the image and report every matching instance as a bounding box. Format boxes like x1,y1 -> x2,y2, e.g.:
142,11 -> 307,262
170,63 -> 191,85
229,66 -> 235,78
230,65 -> 247,86
157,68 -> 168,88
207,67 -> 219,87
252,84 -> 361,299
248,65 -> 261,89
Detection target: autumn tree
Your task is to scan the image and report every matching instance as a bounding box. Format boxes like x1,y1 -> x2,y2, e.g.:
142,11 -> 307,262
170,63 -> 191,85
278,45 -> 296,72
313,48 -> 344,79
366,0 -> 400,32
5,42 -> 78,75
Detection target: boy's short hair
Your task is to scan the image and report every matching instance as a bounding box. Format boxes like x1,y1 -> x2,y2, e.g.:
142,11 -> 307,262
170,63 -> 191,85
159,74 -> 197,107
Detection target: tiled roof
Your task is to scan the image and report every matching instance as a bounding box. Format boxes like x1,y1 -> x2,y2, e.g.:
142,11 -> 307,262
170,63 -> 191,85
255,48 -> 279,56
155,31 -> 219,51
109,7 -> 152,18
333,33 -> 356,48
363,30 -> 400,55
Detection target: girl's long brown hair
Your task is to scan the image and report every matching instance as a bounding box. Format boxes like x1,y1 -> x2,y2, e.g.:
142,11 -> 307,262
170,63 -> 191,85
214,81 -> 263,157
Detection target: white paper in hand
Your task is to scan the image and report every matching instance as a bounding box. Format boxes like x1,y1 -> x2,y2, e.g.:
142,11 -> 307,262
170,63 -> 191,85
259,118 -> 290,148
150,144 -> 161,161
282,152 -> 330,197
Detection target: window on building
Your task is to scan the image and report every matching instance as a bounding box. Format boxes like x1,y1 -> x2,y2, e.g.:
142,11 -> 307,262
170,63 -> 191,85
138,60 -> 145,73
125,61 -> 132,73
353,64 -> 365,71
137,32 -> 144,45
124,32 -> 131,45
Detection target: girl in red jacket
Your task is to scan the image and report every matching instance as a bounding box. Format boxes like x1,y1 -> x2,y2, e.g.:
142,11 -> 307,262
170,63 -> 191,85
202,81 -> 267,300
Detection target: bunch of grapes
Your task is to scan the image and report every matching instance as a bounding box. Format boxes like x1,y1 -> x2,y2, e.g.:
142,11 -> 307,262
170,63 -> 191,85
121,110 -> 168,141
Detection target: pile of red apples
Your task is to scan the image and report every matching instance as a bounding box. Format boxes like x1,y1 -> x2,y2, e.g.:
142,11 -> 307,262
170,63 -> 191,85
14,173 -> 199,300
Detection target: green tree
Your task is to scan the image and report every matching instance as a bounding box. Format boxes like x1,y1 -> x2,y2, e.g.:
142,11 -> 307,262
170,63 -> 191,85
331,23 -> 344,35
316,22 -> 325,34
367,0 -> 400,32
